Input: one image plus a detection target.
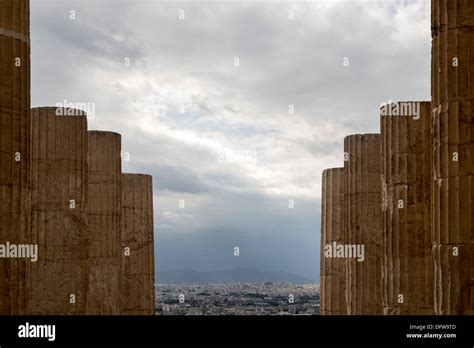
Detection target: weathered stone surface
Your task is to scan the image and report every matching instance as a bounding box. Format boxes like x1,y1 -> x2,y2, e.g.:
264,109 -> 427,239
121,174 -> 155,315
0,0 -> 31,315
432,244 -> 474,314
432,176 -> 474,245
344,134 -> 383,315
432,0 -> 474,37
431,0 -> 474,314
86,131 -> 121,315
432,102 -> 474,179
29,107 -> 88,314
320,168 -> 346,315
380,102 -> 434,315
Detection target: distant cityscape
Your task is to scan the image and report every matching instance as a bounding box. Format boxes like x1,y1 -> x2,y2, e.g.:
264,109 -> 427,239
155,283 -> 320,315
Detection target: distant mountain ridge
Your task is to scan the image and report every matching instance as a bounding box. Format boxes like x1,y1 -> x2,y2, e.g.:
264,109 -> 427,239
156,267 -> 313,284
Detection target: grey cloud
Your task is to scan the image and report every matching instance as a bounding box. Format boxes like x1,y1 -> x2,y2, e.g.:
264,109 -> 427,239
31,0 -> 430,281
140,163 -> 210,195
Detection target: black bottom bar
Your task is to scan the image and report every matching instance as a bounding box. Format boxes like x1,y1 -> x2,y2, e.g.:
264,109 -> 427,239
0,315 -> 473,346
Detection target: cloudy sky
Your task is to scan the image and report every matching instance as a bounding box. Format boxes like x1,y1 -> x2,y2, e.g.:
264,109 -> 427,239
30,0 -> 430,281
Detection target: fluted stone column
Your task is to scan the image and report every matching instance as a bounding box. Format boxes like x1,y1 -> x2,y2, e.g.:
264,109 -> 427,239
320,168 -> 346,315
344,134 -> 383,315
0,0 -> 31,314
121,174 -> 155,315
29,107 -> 88,314
431,0 -> 474,314
380,101 -> 434,315
86,131 -> 122,314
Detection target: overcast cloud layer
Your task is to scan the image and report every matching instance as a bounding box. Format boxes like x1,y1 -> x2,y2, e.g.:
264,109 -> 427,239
30,0 -> 430,281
